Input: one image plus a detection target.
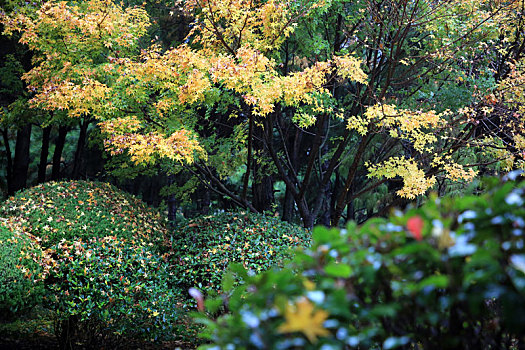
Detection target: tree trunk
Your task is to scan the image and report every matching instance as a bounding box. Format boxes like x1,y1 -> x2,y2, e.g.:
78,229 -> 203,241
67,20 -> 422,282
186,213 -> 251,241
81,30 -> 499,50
252,119 -> 274,212
52,125 -> 68,181
197,185 -> 210,214
282,122 -> 302,222
252,172 -> 274,212
330,135 -> 370,226
166,175 -> 178,226
72,119 -> 89,179
301,210 -> 315,229
38,126 -> 51,183
10,124 -> 32,194
282,187 -> 295,222
2,128 -> 13,194
317,133 -> 332,227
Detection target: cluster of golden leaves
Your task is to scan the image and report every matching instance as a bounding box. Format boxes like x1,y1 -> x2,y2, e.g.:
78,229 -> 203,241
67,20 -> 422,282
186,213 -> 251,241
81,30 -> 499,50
2,0 -> 505,198
99,116 -> 205,165
2,0 -> 368,165
367,157 -> 437,199
2,0 -> 149,114
351,104 -> 478,198
349,104 -> 444,152
185,0 -> 300,53
117,43 -> 367,116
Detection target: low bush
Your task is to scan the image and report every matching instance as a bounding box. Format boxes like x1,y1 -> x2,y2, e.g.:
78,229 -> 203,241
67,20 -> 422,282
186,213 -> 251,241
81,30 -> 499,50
0,181 -> 176,347
195,178 -> 525,349
0,181 -> 168,248
44,237 -> 178,348
169,211 -> 309,299
0,220 -> 45,318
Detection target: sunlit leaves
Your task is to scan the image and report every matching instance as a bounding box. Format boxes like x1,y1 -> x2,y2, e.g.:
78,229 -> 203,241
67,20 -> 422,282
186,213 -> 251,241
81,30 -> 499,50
1,0 -> 150,116
2,0 -> 368,168
99,116 -> 205,165
367,157 -> 437,199
185,0 -> 298,53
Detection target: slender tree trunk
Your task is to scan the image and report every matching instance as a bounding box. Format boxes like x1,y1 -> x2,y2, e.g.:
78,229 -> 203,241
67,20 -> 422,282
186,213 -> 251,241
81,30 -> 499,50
242,111 -> 254,202
331,135 -> 370,226
252,172 -> 274,212
318,181 -> 332,226
282,123 -> 302,222
38,126 -> 51,183
317,122 -> 332,227
344,175 -> 356,223
252,118 -> 274,212
10,124 -> 32,194
72,119 -> 89,179
52,125 -> 68,181
167,174 -> 178,226
302,210 -> 315,229
2,128 -> 13,194
197,185 -> 210,214
282,188 -> 294,222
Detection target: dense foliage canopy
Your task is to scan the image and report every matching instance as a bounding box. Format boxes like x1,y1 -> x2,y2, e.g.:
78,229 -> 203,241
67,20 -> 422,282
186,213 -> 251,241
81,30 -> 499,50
1,0 -> 524,228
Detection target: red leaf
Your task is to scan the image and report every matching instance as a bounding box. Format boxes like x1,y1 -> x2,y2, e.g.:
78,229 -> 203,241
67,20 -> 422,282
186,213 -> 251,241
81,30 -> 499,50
407,216 -> 424,241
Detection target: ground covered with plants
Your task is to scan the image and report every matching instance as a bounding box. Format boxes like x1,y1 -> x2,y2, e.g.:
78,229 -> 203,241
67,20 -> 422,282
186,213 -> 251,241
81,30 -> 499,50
0,180 -> 308,349
2,178 -> 525,349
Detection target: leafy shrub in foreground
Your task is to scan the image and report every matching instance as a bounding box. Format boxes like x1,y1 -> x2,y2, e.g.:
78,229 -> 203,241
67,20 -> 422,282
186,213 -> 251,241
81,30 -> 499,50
0,221 -> 44,318
195,179 -> 525,349
169,211 -> 309,298
0,180 -> 168,248
44,237 -> 178,348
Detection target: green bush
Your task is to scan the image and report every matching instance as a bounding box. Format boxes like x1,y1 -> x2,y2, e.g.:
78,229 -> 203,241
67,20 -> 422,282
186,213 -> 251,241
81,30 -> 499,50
44,236 -> 178,348
0,180 -> 168,248
0,181 -> 176,346
169,211 -> 309,298
0,220 -> 45,318
195,178 -> 525,349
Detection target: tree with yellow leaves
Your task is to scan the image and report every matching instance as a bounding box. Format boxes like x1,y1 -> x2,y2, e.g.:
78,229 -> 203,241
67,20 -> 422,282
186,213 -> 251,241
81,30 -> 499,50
2,0 -> 524,227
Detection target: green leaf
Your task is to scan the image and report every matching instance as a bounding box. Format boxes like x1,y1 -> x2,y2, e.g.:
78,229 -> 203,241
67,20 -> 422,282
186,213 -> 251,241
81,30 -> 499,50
312,226 -> 339,245
221,271 -> 235,292
417,275 -> 449,290
324,262 -> 352,278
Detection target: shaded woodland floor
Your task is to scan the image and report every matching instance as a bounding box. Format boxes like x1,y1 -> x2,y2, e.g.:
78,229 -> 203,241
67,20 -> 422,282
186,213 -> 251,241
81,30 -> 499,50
0,314 -> 197,350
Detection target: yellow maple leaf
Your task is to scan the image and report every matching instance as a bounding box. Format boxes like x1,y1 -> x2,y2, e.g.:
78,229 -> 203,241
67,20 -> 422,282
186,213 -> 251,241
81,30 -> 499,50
277,297 -> 330,343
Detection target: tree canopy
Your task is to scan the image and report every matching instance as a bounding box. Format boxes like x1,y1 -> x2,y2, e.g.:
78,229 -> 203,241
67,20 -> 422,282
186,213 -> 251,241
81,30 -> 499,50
1,0 -> 524,227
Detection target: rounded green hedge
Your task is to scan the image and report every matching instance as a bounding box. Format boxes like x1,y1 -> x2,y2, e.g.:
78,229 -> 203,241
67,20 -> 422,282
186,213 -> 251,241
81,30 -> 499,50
46,236 -> 178,347
0,220 -> 45,318
0,180 -> 176,345
169,211 -> 310,297
0,180 -> 168,248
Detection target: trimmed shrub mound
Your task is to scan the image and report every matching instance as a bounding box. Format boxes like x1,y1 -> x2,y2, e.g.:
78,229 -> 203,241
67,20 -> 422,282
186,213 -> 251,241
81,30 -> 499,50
169,211 -> 309,297
0,220 -> 44,318
196,178 -> 525,349
0,181 -> 176,347
45,237 -> 178,348
0,180 -> 168,248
